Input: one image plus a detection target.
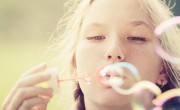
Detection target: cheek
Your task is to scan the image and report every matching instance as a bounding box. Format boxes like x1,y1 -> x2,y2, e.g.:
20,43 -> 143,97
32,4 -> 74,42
126,45 -> 162,82
76,40 -> 162,83
75,41 -> 104,76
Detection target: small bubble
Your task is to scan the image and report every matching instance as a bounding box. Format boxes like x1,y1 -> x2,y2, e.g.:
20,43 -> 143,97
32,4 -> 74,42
84,73 -> 92,84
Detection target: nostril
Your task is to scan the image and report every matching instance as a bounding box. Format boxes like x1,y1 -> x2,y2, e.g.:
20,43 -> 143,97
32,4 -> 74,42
117,56 -> 121,59
108,55 -> 112,59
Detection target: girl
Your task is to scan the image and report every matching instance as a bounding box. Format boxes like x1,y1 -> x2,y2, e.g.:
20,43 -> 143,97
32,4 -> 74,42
2,0 -> 180,110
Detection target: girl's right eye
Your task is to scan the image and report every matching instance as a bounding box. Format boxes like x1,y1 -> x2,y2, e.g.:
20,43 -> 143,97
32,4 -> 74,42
86,36 -> 105,41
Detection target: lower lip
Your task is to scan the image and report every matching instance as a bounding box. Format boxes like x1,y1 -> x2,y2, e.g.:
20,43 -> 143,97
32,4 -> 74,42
104,87 -> 124,96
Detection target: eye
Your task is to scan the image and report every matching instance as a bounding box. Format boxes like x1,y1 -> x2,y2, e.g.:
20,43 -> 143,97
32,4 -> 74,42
87,36 -> 105,40
127,36 -> 146,42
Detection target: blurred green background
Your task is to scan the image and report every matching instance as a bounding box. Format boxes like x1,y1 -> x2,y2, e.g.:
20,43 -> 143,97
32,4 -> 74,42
0,0 -> 179,110
0,0 -> 67,109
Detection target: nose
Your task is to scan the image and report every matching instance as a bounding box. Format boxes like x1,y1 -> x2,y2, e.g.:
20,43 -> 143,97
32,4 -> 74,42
105,45 -> 125,63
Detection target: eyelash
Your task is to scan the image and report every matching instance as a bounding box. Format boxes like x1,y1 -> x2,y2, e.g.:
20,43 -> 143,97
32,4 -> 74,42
127,36 -> 146,42
87,36 -> 105,40
86,36 -> 146,43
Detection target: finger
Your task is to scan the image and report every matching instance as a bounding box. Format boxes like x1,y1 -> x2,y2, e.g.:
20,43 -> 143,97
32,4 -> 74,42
38,95 -> 52,100
8,87 -> 53,110
3,92 -> 52,110
3,69 -> 50,109
31,96 -> 52,110
17,73 -> 51,87
18,97 -> 50,110
32,104 -> 48,110
2,99 -> 9,110
2,63 -> 48,110
21,63 -> 47,78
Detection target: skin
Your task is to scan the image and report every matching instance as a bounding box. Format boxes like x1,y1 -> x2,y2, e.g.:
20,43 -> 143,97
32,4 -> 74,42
2,0 -> 168,110
2,63 -> 53,110
75,0 -> 167,110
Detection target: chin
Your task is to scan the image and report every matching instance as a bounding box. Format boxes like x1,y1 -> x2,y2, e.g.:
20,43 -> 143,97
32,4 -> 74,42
95,88 -> 132,106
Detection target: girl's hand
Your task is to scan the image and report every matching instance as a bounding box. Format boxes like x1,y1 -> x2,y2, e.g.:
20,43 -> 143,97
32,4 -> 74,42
2,63 -> 54,110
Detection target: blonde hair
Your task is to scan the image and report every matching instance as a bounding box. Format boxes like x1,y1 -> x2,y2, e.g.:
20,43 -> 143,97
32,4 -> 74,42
47,0 -> 180,109
138,0 -> 180,88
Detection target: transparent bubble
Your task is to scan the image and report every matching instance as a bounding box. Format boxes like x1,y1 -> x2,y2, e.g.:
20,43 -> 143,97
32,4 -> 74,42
153,88 -> 180,110
132,89 -> 155,110
154,16 -> 180,64
97,62 -> 141,94
83,73 -> 92,85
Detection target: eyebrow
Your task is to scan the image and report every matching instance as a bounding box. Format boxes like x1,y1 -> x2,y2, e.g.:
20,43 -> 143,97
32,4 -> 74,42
83,22 -> 107,29
82,20 -> 152,33
81,23 -> 107,35
129,20 -> 152,28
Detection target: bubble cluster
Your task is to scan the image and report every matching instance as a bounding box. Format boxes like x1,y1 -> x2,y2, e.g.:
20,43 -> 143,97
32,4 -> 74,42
55,16 -> 180,110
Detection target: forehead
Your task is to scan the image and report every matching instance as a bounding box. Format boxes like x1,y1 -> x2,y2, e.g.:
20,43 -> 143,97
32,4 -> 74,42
82,0 -> 149,28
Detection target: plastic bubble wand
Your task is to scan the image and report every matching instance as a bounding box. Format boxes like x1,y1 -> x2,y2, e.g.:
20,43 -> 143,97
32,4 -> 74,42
45,69 -> 92,94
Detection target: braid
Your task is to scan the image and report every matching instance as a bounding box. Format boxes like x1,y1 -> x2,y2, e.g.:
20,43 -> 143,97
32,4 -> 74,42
74,83 -> 85,110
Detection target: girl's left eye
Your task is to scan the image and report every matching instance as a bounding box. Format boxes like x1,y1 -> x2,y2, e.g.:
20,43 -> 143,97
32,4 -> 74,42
127,37 -> 146,42
87,36 -> 105,40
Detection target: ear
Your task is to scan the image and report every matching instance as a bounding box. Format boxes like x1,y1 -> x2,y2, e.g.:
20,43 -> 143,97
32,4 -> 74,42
156,66 -> 168,86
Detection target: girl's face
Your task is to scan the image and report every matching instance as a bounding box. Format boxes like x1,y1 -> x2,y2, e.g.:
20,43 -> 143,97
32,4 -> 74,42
75,0 -> 162,109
